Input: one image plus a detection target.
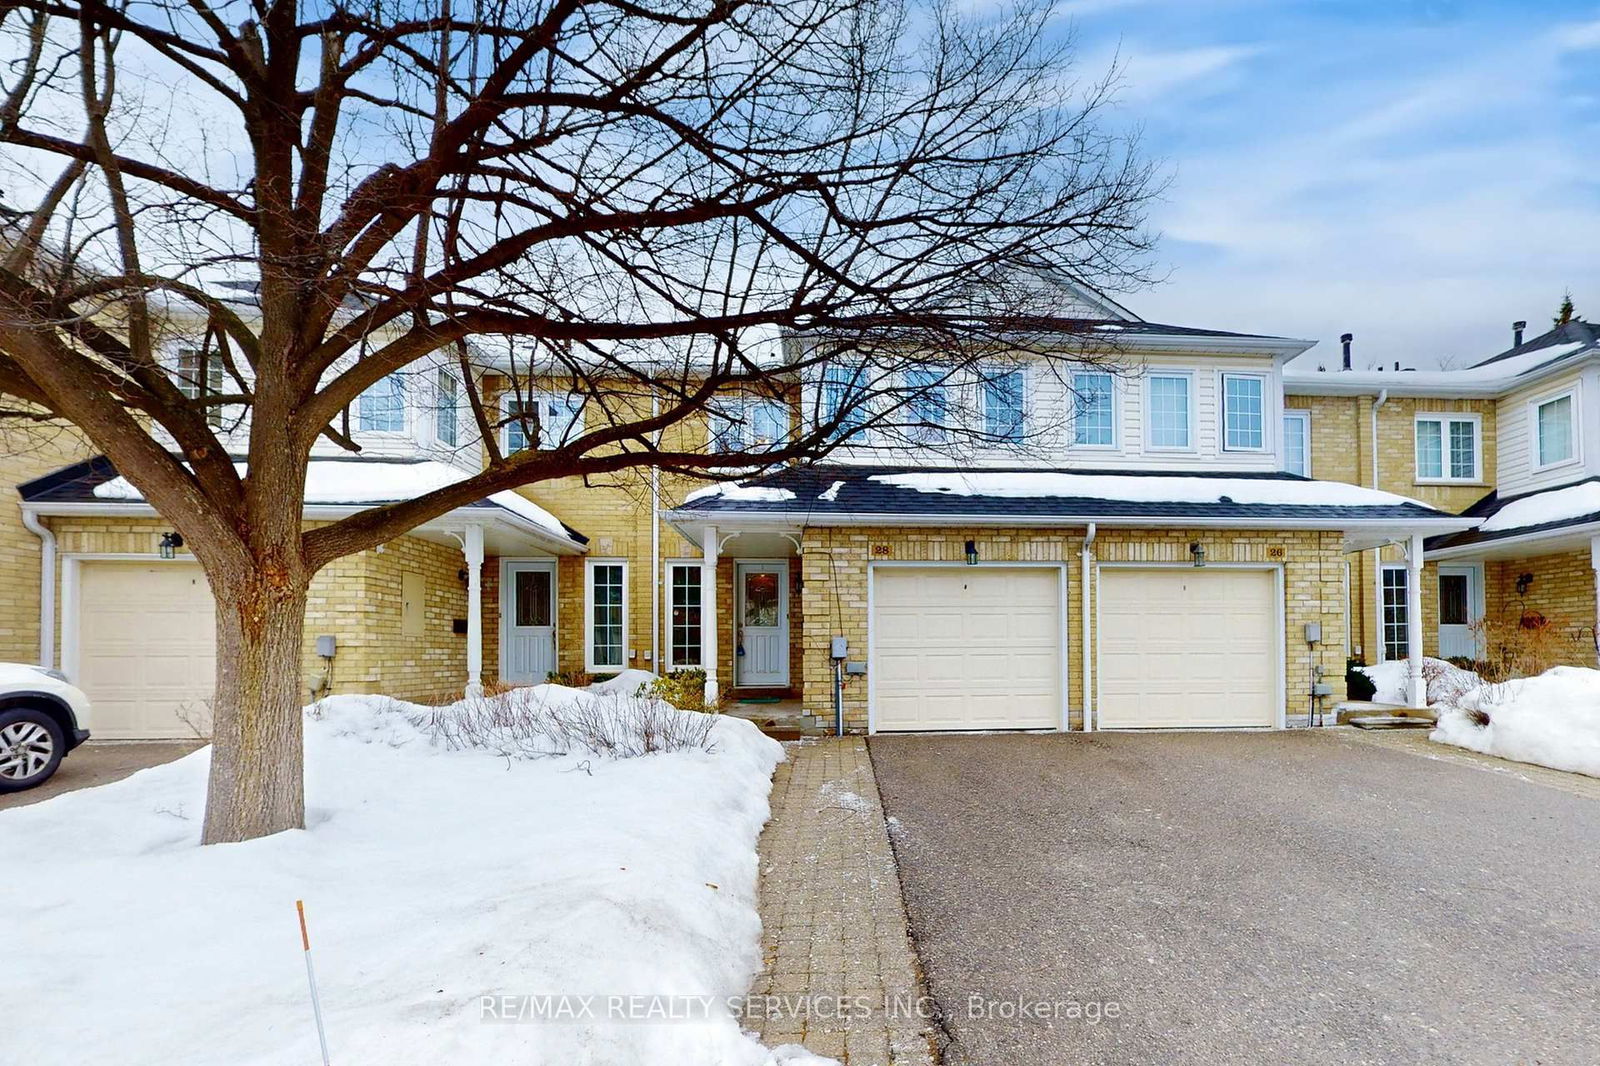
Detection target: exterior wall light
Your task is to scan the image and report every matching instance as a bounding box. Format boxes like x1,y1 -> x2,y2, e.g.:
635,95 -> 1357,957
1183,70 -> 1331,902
964,539 -> 979,566
158,531 -> 184,560
1189,542 -> 1206,568
1516,572 -> 1534,597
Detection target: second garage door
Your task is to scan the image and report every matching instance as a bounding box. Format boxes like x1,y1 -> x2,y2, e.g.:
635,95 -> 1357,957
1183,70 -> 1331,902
1097,567 -> 1278,729
872,566 -> 1062,731
76,561 -> 217,739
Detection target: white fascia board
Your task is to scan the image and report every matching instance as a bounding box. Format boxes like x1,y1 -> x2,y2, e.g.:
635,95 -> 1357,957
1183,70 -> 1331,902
21,500 -> 586,555
1109,334 -> 1315,358
1285,350 -> 1600,399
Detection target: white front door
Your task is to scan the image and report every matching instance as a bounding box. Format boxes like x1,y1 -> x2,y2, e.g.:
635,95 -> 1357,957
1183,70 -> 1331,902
501,560 -> 556,683
1437,565 -> 1482,661
736,562 -> 789,687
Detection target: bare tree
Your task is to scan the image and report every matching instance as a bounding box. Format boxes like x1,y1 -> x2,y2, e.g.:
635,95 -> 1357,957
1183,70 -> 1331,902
0,0 -> 1157,842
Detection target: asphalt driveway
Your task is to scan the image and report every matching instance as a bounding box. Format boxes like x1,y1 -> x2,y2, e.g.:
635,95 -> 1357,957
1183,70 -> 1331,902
0,740 -> 201,810
869,731 -> 1600,1066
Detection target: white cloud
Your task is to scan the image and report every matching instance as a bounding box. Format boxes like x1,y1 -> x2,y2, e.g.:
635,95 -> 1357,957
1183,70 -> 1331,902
1109,44 -> 1264,104
1552,17 -> 1600,52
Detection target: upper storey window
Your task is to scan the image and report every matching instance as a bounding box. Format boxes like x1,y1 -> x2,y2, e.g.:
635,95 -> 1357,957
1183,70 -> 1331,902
982,369 -> 1026,443
1071,371 -> 1115,447
505,391 -> 582,452
1145,372 -> 1192,450
1415,414 -> 1479,482
1534,392 -> 1576,469
358,374 -> 407,433
711,398 -> 790,452
1281,411 -> 1310,476
1222,373 -> 1266,451
174,347 -> 227,428
902,366 -> 948,444
436,369 -> 459,447
819,363 -> 868,441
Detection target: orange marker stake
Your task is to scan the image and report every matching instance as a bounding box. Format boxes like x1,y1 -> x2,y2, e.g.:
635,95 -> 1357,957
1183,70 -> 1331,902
297,901 -> 332,1065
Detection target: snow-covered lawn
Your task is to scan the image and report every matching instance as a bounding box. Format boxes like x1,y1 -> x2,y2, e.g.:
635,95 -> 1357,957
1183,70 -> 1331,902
1,687 -> 813,1065
1431,667 -> 1600,779
1357,657 -> 1481,705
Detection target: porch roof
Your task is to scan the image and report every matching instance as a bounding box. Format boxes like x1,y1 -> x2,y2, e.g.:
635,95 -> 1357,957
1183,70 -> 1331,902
664,465 -> 1478,552
1426,478 -> 1600,560
17,455 -> 590,556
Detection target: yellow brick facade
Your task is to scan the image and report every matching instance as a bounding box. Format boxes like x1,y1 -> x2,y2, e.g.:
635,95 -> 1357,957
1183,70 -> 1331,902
797,526 -> 1349,732
0,427 -> 94,664
1483,550 -> 1598,666
1286,392 -> 1499,663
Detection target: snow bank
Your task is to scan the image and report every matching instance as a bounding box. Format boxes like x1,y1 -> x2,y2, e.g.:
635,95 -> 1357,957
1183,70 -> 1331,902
1357,657 -> 1480,705
869,470 -> 1428,508
589,668 -> 658,696
0,692 -> 799,1065
1431,667 -> 1600,778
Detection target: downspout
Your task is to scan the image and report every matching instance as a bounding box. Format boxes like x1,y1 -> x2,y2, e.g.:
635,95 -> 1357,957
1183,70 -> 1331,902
650,392 -> 662,674
1369,389 -> 1389,490
21,509 -> 55,670
1080,522 -> 1096,732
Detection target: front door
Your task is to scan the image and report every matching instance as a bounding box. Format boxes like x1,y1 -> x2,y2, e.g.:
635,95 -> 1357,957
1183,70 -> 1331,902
1437,565 -> 1482,661
736,562 -> 789,687
502,560 -> 556,683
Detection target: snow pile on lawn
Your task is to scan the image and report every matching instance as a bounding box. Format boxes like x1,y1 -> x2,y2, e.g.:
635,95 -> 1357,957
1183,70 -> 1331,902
1357,657 -> 1481,705
1,688 -> 805,1065
1478,480 -> 1600,534
1432,667 -> 1600,778
870,470 -> 1428,508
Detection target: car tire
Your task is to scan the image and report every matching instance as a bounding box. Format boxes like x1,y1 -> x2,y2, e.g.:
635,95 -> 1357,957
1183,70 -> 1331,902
0,707 -> 66,793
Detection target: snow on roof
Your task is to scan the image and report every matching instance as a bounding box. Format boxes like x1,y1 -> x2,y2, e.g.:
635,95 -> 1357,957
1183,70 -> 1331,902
92,459 -> 574,541
868,471 -> 1429,509
682,482 -> 797,504
1285,342 -> 1592,394
1478,481 -> 1600,535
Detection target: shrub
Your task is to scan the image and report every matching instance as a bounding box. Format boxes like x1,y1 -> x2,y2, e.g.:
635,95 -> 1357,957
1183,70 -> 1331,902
648,669 -> 725,712
546,669 -> 595,688
1345,656 -> 1377,701
417,687 -> 716,759
1469,615 -> 1588,685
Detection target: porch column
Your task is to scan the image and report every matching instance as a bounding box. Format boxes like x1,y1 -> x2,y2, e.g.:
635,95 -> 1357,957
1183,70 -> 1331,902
463,524 -> 485,697
1591,536 -> 1600,667
702,525 -> 720,706
1406,533 -> 1425,708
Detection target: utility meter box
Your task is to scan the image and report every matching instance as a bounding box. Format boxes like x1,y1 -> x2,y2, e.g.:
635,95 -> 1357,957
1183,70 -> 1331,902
315,634 -> 337,658
1303,622 -> 1322,644
830,636 -> 849,660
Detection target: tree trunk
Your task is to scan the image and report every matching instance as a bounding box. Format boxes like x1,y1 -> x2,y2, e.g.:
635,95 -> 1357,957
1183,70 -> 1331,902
201,571 -> 309,844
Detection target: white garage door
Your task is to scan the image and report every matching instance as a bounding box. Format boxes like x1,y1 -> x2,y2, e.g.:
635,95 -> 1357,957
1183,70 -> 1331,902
77,561 -> 216,739
1097,567 -> 1278,729
872,566 -> 1061,731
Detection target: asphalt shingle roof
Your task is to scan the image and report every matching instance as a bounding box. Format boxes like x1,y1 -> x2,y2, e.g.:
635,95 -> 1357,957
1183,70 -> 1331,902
1425,477 -> 1600,552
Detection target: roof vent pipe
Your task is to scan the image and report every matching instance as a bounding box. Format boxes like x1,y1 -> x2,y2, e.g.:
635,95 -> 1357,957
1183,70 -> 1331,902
1514,320 -> 1527,347
1340,333 -> 1353,370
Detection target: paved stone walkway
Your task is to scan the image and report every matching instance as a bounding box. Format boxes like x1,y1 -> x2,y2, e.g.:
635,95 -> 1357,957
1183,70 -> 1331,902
749,737 -> 937,1065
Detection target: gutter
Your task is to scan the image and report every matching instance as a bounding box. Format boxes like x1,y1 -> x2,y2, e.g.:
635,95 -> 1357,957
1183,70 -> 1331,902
663,509 -> 1479,534
21,510 -> 56,669
1425,517 -> 1600,561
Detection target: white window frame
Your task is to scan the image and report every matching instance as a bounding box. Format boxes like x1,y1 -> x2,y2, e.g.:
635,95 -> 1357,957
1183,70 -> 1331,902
707,397 -> 790,453
901,365 -> 949,445
818,362 -> 870,442
981,366 -> 1029,444
1530,388 -> 1580,472
357,373 -> 408,435
1143,370 -> 1196,452
1070,369 -> 1118,450
1220,372 -> 1269,453
663,560 -> 705,671
503,390 -> 584,453
1412,412 -> 1481,483
584,558 -> 629,672
1379,564 -> 1410,663
435,368 -> 459,447
1281,409 -> 1311,476
173,346 -> 229,428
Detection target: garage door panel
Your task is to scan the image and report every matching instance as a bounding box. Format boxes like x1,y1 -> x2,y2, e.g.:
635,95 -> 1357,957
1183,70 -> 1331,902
1097,567 -> 1277,729
872,567 -> 1062,731
77,562 -> 216,740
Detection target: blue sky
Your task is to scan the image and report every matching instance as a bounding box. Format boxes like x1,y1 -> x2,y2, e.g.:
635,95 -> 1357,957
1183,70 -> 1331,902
1047,0 -> 1600,367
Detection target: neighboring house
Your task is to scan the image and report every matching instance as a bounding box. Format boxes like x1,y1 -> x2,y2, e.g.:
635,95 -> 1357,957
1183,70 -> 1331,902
1285,322 -> 1600,670
5,279 -> 1476,738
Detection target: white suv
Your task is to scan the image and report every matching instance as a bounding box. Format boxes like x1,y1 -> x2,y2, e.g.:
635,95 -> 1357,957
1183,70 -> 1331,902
0,664 -> 92,792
